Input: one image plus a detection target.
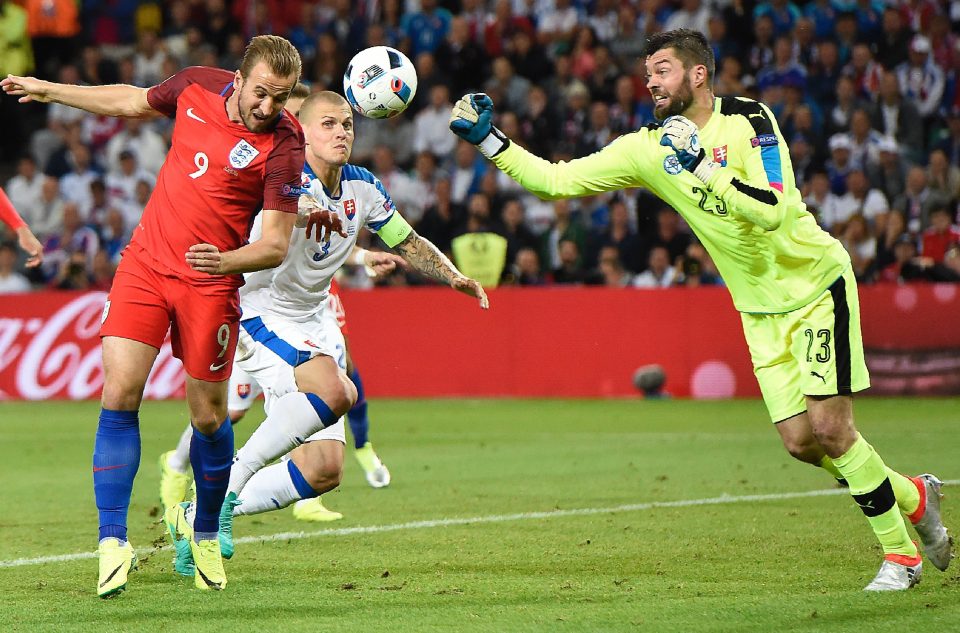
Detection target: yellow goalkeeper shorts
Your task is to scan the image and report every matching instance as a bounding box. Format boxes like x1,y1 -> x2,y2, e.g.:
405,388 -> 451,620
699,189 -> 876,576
741,267 -> 870,423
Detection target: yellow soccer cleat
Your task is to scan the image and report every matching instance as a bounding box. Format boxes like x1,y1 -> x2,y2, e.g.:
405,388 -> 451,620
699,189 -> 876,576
159,450 -> 192,510
190,537 -> 227,591
292,497 -> 344,522
354,442 -> 391,488
97,538 -> 138,598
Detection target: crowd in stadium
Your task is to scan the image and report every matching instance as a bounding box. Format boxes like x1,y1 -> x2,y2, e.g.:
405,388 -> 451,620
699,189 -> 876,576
1,0 -> 960,294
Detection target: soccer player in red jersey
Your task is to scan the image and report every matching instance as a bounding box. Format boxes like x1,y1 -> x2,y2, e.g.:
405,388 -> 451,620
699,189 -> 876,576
2,35 -> 342,596
0,186 -> 43,267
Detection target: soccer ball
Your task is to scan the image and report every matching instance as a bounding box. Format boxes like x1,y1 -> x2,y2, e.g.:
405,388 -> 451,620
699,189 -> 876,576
342,46 -> 418,119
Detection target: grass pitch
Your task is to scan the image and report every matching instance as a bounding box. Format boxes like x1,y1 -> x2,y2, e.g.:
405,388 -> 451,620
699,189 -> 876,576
0,397 -> 958,632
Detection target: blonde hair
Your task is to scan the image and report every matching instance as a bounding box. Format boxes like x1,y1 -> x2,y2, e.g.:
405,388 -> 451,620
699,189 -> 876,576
239,35 -> 302,80
298,91 -> 350,124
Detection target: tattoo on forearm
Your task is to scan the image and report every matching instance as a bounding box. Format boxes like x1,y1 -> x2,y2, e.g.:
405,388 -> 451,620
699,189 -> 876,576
395,231 -> 461,285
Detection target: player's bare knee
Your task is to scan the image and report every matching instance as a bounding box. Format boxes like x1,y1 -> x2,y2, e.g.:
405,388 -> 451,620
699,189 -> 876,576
293,443 -> 343,493
781,438 -> 822,465
100,380 -> 143,411
192,414 -> 226,436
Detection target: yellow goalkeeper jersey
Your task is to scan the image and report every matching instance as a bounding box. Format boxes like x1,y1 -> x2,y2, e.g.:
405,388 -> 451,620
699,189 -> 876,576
492,96 -> 850,314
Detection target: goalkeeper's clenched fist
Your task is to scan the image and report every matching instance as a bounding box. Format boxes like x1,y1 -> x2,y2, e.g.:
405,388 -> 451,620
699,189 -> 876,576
449,93 -> 510,157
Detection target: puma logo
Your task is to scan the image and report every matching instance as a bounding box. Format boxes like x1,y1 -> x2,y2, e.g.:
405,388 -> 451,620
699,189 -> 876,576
810,371 -> 827,384
748,113 -> 764,119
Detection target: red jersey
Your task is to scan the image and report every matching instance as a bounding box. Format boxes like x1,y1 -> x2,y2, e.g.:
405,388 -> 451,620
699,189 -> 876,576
327,277 -> 348,332
921,225 -> 960,263
129,66 -> 304,288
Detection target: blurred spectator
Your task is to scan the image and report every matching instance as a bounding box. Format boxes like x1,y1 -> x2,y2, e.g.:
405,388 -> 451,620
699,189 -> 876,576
351,114 -> 415,167
51,250 -> 91,290
25,0 -> 80,79
449,140 -> 486,206
484,56 -> 531,117
588,199 -> 642,273
926,150 -> 960,203
844,44 -> 883,102
584,45 -> 619,103
894,166 -> 952,233
877,234 -> 925,283
876,7 -> 911,70
827,76 -> 864,138
90,249 -> 115,290
0,0 -> 33,160
805,170 -> 843,228
839,214 -> 876,279
509,247 -> 546,286
714,57 -> 749,99
754,0 -> 801,37
540,199 -> 587,272
508,29 -> 551,84
402,0 -> 451,57
372,145 -> 418,218
570,25 -> 598,81
826,134 -> 855,195
498,198 -> 538,266
101,208 -> 129,263
665,0 -> 711,35
42,203 -> 98,281
747,15 -> 775,76
853,0 -> 884,42
413,85 -> 456,161
928,15 -> 958,77
58,144 -> 100,217
0,241 -> 30,293
633,246 -> 676,288
551,238 -> 587,285
6,156 -> 44,232
416,178 -> 460,254
933,107 -> 960,166
899,0 -> 939,33
871,211 -> 908,276
594,246 -> 632,288
104,118 -> 166,176
520,85 -> 561,156
106,151 -> 153,214
132,30 -> 167,87
895,35 -> 945,122
870,72 -> 924,165
121,179 -> 151,231
920,207 -> 960,264
649,208 -> 691,264
85,179 -> 110,227
30,176 -> 66,240
535,0 -> 579,55
804,0 -> 837,40
484,0 -> 533,59
834,12 -> 858,65
866,137 -> 908,203
435,16 -> 487,97
847,109 -> 883,172
808,41 -> 843,111
757,36 -> 806,94
608,5 -> 646,66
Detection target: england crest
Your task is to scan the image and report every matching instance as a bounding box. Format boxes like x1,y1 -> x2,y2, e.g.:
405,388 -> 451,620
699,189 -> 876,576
229,139 -> 260,169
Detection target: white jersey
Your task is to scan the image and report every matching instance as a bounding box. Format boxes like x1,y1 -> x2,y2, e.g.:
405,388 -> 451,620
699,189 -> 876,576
241,163 -> 398,321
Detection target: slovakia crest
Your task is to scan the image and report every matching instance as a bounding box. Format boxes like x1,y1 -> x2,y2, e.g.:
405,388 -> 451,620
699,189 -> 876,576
237,383 -> 251,398
712,145 -> 728,166
344,199 -> 356,220
229,139 -> 260,169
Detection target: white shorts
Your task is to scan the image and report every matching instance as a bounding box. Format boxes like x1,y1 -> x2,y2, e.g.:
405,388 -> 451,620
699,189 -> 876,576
231,313 -> 347,444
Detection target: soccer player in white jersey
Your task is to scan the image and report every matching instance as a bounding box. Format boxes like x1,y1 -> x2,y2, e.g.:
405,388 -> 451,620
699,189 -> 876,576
165,90 -> 488,571
159,86 -> 391,523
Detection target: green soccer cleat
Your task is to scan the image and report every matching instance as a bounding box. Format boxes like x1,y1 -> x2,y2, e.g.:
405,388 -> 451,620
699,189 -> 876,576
354,442 -> 391,488
158,450 -> 192,510
190,537 -> 227,591
219,492 -> 240,560
164,502 -> 196,577
292,497 -> 344,522
97,538 -> 138,599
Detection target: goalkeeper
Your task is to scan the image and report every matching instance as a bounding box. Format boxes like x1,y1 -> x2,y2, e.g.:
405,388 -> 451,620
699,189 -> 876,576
450,28 -> 952,592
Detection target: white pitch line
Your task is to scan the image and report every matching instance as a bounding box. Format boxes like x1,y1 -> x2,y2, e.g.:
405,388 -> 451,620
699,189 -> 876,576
2,480 -> 956,570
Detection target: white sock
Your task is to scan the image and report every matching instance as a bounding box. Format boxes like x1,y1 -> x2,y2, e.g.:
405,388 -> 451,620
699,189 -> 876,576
169,423 -> 193,473
227,392 -> 329,496
234,461 -> 305,516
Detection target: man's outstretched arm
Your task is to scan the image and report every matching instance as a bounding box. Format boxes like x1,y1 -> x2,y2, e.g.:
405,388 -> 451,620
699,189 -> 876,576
1,75 -> 159,118
394,229 -> 489,309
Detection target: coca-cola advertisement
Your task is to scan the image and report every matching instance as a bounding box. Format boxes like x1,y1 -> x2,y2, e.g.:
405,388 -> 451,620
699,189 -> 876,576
0,291 -> 185,400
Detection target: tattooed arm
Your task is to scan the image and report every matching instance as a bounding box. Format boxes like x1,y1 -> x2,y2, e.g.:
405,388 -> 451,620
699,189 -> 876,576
394,230 -> 489,309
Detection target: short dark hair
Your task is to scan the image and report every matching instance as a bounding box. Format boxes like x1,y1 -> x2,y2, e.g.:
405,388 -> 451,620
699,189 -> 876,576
643,29 -> 715,82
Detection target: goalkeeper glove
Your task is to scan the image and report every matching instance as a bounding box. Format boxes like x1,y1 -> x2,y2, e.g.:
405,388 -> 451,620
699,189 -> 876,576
449,93 -> 510,158
659,115 -> 720,183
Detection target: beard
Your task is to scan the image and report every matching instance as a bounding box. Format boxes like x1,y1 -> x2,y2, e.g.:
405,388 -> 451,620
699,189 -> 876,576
653,75 -> 695,121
